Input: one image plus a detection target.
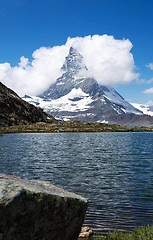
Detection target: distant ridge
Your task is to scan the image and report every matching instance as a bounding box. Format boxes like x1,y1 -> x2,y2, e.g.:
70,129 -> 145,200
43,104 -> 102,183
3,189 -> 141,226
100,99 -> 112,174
0,82 -> 55,126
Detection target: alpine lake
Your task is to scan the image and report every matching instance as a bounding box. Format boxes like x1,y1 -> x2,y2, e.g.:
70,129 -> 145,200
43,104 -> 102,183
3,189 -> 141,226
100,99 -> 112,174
1,132 -> 153,235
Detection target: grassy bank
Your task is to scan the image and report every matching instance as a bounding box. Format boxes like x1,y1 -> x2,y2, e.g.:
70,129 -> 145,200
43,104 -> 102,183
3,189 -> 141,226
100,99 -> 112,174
0,120 -> 153,134
95,225 -> 153,240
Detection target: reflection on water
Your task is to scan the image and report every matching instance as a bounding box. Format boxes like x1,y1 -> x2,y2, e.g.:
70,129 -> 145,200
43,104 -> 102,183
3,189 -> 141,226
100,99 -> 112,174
1,132 -> 153,233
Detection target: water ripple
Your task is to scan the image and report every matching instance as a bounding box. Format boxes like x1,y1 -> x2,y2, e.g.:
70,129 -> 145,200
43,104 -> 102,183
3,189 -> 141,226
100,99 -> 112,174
1,132 -> 153,232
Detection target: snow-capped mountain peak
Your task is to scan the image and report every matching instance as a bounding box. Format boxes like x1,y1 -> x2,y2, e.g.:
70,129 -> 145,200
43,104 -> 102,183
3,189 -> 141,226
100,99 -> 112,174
23,46 -> 146,126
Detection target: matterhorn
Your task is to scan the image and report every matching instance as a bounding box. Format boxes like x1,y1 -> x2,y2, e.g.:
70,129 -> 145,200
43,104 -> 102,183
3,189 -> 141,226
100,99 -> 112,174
24,47 -> 153,127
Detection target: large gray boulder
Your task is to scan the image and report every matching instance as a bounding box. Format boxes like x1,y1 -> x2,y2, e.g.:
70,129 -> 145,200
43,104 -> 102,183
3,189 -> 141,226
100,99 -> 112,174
0,173 -> 88,240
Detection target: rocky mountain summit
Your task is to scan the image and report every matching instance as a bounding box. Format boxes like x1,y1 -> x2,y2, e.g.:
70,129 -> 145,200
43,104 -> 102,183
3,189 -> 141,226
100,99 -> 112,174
0,82 -> 55,126
23,47 -> 153,127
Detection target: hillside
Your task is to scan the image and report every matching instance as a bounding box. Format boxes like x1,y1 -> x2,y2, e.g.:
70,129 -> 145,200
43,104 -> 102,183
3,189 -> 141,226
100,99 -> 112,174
0,82 -> 55,126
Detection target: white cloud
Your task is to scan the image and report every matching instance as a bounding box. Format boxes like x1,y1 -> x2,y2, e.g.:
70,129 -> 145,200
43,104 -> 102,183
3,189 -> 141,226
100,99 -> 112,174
0,35 -> 138,96
143,87 -> 153,94
71,35 -> 138,85
146,63 -> 153,70
147,78 -> 153,84
135,78 -> 145,84
145,100 -> 153,106
18,56 -> 29,68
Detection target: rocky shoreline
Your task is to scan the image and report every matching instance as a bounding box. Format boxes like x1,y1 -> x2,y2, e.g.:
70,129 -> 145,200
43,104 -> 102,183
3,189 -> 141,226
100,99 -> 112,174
79,226 -> 93,239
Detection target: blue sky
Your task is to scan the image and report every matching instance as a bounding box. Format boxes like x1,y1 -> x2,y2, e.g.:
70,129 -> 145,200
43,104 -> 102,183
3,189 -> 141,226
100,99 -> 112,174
0,0 -> 153,104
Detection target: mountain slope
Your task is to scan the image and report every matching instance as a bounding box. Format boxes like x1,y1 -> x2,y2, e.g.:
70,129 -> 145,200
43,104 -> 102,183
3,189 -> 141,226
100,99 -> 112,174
0,82 -> 55,126
23,47 -> 153,127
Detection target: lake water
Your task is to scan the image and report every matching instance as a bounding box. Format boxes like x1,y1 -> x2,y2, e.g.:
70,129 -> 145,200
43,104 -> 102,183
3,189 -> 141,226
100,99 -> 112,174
0,132 -> 153,234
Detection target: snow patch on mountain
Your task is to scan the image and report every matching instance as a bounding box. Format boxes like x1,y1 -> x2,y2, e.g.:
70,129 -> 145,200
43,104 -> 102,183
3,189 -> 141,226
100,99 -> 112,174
23,88 -> 93,113
97,120 -> 109,124
131,103 -> 153,116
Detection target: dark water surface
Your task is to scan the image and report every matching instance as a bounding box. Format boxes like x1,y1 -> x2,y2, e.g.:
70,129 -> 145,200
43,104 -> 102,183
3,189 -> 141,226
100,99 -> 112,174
1,132 -> 153,233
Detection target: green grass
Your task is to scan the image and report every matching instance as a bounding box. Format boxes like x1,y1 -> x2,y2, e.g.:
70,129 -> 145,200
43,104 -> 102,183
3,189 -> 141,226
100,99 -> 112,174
95,225 -> 153,240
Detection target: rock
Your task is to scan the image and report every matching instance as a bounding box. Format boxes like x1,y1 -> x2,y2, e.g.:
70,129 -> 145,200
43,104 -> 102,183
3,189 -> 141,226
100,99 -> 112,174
0,173 -> 88,240
79,226 -> 93,239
